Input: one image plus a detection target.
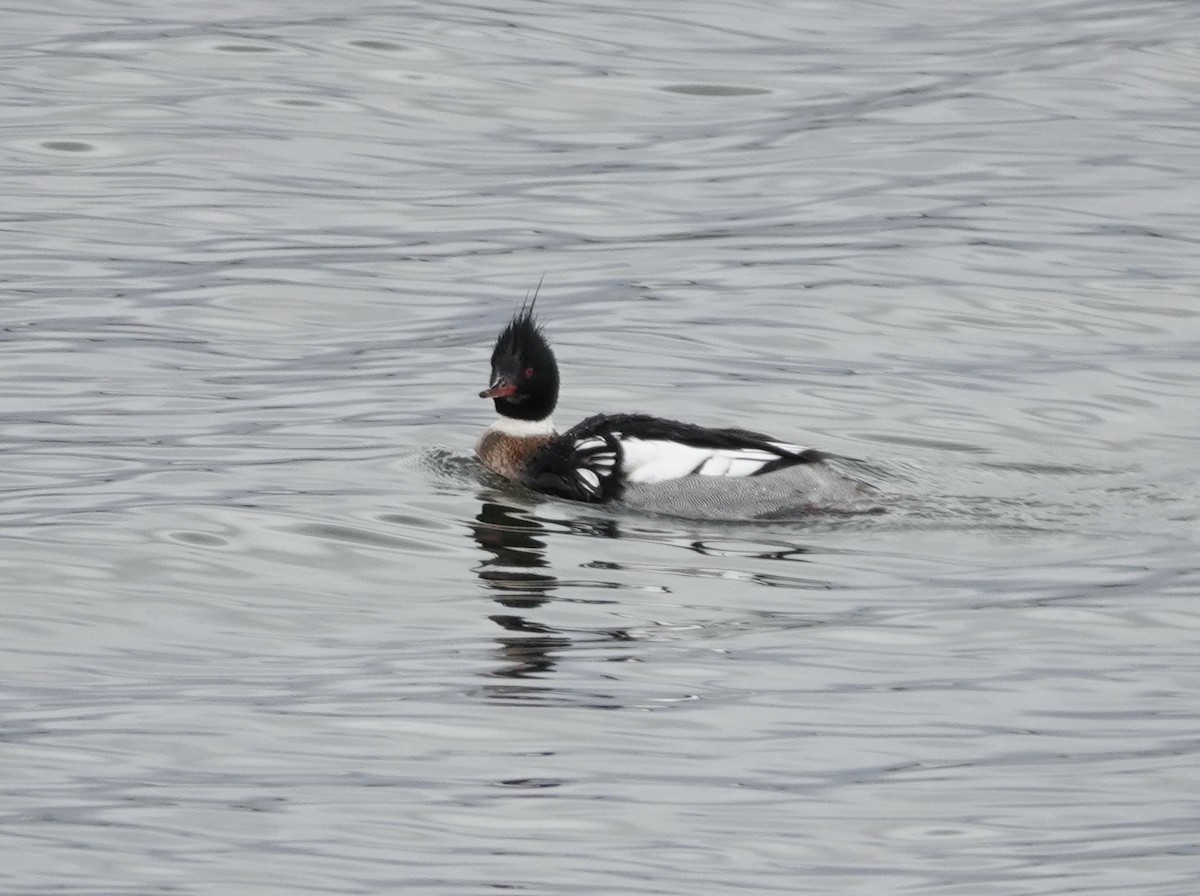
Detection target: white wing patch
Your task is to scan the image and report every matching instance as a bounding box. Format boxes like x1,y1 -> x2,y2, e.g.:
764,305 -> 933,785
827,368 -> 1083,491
696,451 -> 778,477
575,436 -> 611,458
767,440 -> 807,455
618,437 -> 807,484
572,435 -> 619,498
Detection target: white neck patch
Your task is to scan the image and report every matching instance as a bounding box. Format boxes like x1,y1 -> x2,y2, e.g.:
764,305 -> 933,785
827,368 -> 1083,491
488,415 -> 555,437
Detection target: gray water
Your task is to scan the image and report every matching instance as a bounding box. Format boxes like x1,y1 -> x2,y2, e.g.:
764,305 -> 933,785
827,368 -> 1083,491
3,1 -> 1199,893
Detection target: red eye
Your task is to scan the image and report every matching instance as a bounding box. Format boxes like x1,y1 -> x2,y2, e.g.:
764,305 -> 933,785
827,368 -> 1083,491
523,367 -> 534,379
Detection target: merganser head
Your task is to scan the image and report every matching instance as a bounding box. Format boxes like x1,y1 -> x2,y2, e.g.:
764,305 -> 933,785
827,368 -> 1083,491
480,301 -> 559,422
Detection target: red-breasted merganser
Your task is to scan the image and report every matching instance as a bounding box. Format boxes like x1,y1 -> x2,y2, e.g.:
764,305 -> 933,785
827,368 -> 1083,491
476,301 -> 878,514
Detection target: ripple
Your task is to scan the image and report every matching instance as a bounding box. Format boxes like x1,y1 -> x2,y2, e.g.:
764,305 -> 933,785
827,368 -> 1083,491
346,39 -> 407,53
661,83 -> 772,97
9,137 -> 126,159
685,538 -> 816,560
882,821 -> 1001,843
40,140 -> 93,153
247,94 -> 362,113
182,36 -> 311,61
167,531 -> 229,548
288,522 -> 451,554
212,42 -> 282,54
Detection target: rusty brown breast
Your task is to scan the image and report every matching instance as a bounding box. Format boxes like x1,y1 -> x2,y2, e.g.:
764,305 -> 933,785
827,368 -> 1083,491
475,430 -> 555,480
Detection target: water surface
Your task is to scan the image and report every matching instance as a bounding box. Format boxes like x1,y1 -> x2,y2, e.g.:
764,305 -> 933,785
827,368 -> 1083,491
2,1 -> 1199,893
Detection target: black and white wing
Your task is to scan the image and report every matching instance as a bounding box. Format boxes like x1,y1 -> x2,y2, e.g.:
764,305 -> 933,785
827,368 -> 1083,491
523,414 -> 824,502
520,432 -> 622,503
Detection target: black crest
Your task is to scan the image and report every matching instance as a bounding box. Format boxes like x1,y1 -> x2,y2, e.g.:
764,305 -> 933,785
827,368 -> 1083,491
483,284 -> 559,421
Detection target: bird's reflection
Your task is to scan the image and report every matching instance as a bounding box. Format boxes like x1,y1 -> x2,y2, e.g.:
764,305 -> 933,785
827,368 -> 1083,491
471,493 -> 628,696
468,485 -> 839,707
474,499 -> 557,610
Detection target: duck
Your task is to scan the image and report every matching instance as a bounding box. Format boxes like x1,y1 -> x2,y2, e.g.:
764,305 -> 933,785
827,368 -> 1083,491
475,298 -> 878,516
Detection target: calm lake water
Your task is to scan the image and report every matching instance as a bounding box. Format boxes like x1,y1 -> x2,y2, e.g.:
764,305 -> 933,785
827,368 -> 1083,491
3,0 -> 1199,893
